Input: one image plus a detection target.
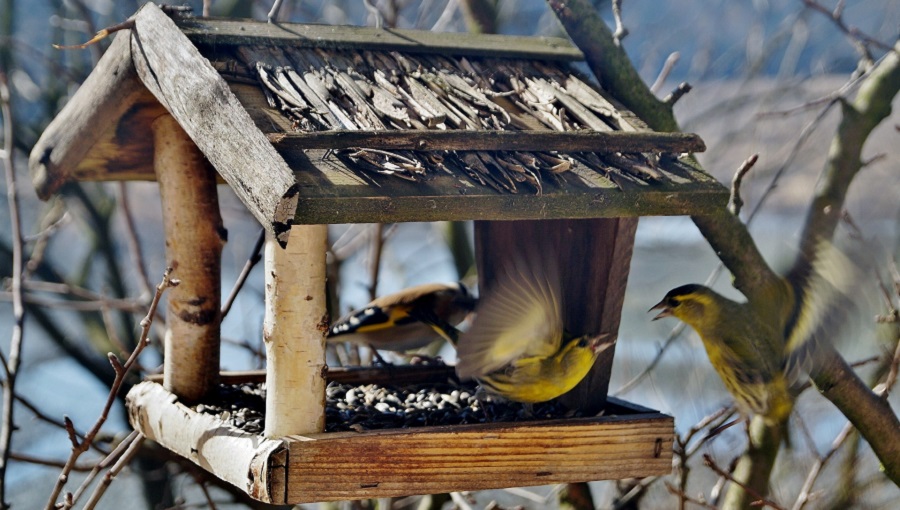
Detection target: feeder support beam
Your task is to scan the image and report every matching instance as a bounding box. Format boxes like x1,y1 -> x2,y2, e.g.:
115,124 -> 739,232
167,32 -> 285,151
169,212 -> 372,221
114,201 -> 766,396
153,114 -> 224,403
263,224 -> 328,436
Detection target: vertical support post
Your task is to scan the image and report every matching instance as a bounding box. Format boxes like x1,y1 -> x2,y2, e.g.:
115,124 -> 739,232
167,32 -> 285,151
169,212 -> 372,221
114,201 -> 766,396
474,218 -> 637,414
263,224 -> 328,436
153,114 -> 224,403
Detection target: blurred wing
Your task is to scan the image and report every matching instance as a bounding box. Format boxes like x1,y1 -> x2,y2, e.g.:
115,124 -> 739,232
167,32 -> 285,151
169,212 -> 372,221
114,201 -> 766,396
783,239 -> 869,378
456,257 -> 563,379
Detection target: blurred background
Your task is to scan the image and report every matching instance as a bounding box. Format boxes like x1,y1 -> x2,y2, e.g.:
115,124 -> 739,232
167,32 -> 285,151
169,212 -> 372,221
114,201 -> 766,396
0,0 -> 898,508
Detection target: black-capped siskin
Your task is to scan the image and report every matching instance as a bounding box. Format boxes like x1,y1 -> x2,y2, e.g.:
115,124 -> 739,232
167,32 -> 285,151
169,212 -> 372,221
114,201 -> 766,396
649,240 -> 862,426
455,257 -> 613,404
328,282 -> 476,353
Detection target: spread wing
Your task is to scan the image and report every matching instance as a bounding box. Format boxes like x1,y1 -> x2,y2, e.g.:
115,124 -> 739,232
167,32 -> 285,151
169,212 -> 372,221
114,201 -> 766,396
782,238 -> 869,379
455,256 -> 563,379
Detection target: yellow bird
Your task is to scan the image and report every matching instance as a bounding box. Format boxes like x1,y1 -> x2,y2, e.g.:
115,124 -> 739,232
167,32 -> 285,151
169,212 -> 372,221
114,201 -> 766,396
649,241 -> 860,426
328,282 -> 476,353
650,284 -> 794,424
455,257 -> 613,404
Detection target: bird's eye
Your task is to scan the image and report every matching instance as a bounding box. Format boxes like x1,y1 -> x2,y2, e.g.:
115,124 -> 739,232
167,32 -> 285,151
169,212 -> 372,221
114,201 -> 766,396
577,338 -> 588,348
667,297 -> 680,307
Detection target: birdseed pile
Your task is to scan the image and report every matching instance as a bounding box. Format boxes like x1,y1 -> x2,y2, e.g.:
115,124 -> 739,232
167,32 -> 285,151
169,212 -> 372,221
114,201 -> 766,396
195,377 -> 588,434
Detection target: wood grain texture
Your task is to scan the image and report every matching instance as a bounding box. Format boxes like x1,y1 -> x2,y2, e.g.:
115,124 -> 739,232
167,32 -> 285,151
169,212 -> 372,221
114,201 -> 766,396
27,28 -> 162,198
127,381 -> 286,503
177,17 -> 583,61
267,130 -> 706,153
281,413 -> 672,502
130,3 -> 298,246
127,379 -> 672,504
154,115 -> 224,403
263,225 -> 328,436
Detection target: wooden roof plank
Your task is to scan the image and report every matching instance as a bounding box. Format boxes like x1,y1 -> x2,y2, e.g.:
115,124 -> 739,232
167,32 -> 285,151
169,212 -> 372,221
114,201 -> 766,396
267,129 -> 706,152
177,17 -> 584,61
130,3 -> 298,246
28,28 -> 152,199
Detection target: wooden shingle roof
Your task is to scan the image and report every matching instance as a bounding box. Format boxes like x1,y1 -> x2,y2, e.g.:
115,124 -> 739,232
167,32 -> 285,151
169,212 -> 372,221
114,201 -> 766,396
30,4 -> 726,245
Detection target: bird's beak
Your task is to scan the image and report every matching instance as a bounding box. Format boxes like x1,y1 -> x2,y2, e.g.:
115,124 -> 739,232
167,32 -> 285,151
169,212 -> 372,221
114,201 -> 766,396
648,300 -> 672,321
589,333 -> 616,353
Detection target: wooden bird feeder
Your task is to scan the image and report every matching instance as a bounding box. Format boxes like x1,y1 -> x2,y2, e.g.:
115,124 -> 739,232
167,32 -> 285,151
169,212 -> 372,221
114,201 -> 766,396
29,4 -> 728,504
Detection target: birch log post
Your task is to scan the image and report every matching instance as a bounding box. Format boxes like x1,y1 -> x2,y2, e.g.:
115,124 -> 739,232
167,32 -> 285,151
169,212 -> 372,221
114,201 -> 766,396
153,114 -> 224,403
263,224 -> 329,436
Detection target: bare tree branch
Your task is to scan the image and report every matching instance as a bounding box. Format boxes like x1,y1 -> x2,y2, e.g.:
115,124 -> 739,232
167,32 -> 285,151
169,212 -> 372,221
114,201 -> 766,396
650,52 -> 680,95
727,154 -> 759,217
44,269 -> 179,510
0,72 -> 25,510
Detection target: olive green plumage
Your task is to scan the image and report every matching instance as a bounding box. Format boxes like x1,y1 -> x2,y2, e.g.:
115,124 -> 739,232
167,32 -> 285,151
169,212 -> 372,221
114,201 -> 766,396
650,283 -> 794,424
650,240 -> 860,426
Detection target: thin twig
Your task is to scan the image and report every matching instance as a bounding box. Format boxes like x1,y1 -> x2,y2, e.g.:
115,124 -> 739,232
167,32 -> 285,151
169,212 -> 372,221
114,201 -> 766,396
757,57 -> 885,118
449,492 -> 473,510
13,395 -> 109,455
703,454 -> 786,510
44,269 -> 179,510
363,0 -> 384,29
368,224 -> 386,301
650,52 -> 680,95
728,154 -> 760,216
874,335 -> 900,399
117,183 -> 153,301
683,407 -> 738,457
800,0 -> 892,56
0,291 -> 146,313
69,430 -> 141,505
221,228 -> 266,318
611,0 -> 628,45
0,72 -> 25,510
671,406 -> 737,510
7,452 -> 94,472
663,82 -> 692,106
664,482 -> 717,510
194,479 -> 219,510
23,207 -> 69,279
268,0 -> 284,23
791,422 -> 854,510
81,433 -> 145,510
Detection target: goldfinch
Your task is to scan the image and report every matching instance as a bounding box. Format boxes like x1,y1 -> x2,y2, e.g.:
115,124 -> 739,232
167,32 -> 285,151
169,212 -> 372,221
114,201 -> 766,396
328,282 -> 476,352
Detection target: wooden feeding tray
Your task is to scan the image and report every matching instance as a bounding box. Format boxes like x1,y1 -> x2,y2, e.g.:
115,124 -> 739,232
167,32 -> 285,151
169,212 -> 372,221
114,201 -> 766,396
129,368 -> 673,504
28,3 -> 728,504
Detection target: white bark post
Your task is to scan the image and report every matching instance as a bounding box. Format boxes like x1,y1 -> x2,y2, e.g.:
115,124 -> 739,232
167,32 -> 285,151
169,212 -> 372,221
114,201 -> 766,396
263,224 -> 328,436
153,114 -> 224,403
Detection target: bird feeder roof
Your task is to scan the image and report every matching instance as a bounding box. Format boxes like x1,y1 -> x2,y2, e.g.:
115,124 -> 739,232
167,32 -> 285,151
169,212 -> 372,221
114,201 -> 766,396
29,4 -> 726,246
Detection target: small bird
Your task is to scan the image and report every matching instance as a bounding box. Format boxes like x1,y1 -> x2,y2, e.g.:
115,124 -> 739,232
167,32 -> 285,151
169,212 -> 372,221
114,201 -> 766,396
649,284 -> 794,424
328,282 -> 476,353
455,257 -> 613,404
649,241 -> 860,426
